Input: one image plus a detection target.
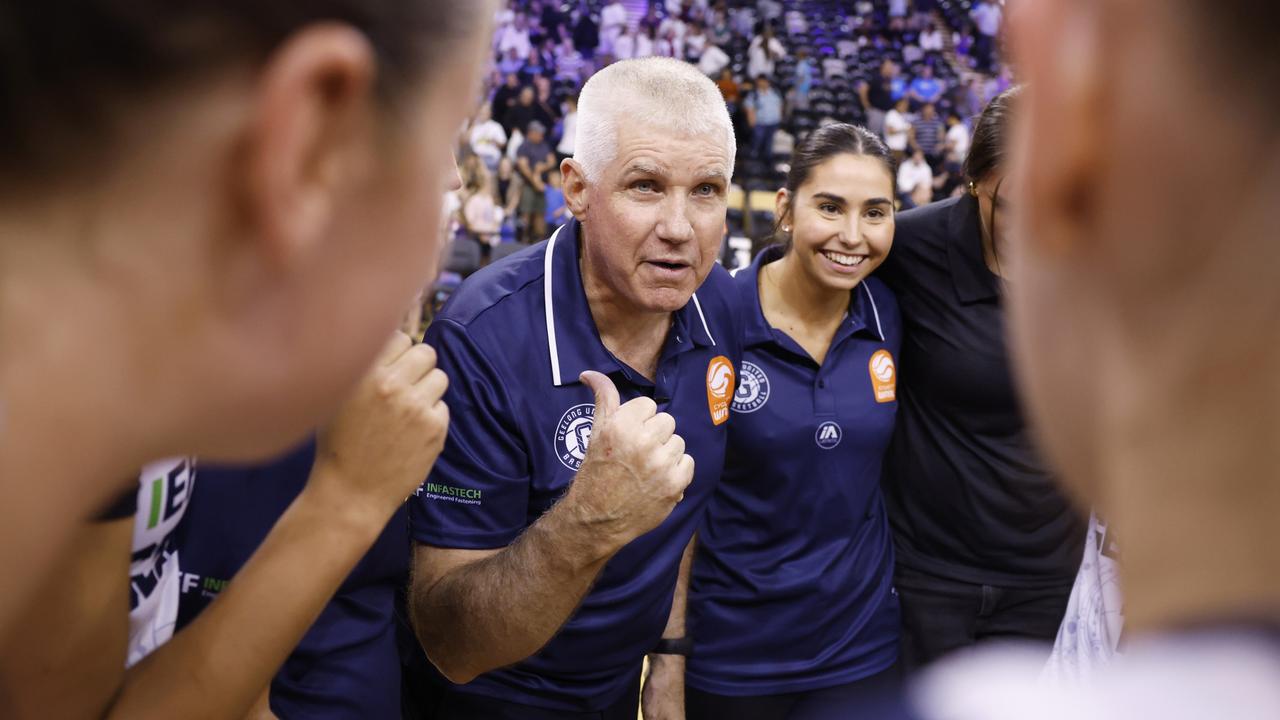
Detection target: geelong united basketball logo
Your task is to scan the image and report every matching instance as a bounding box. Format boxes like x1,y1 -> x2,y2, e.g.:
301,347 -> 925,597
732,361 -> 770,414
554,403 -> 595,470
868,349 -> 897,403
705,356 -> 735,426
815,421 -> 842,449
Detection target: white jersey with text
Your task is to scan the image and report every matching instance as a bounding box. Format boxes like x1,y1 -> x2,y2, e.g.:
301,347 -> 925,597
127,457 -> 195,667
1042,513 -> 1124,682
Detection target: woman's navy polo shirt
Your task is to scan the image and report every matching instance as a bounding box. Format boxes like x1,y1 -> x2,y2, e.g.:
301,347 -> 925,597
688,246 -> 903,696
408,219 -> 743,712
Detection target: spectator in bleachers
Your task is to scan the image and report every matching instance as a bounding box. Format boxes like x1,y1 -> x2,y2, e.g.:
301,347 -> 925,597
497,11 -> 533,59
614,25 -> 646,60
951,77 -> 984,122
498,47 -> 524,76
572,3 -> 600,58
716,67 -> 741,111
708,5 -> 733,46
599,0 -> 628,56
495,156 -> 521,224
556,95 -> 578,162
685,20 -> 709,61
911,102 -> 946,168
515,121 -> 555,244
745,75 -> 785,161
520,45 -> 551,81
747,23 -> 787,79
884,97 -> 913,158
553,36 -> 588,83
699,40 -> 731,77
656,25 -> 680,58
907,65 -> 945,107
791,46 -> 815,112
463,160 -> 505,248
970,0 -> 1002,72
943,112 -> 970,166
543,168 -> 569,231
504,85 -> 552,138
897,148 -> 935,209
491,73 -> 524,130
858,59 -> 898,137
920,23 -> 944,54
470,104 -> 508,173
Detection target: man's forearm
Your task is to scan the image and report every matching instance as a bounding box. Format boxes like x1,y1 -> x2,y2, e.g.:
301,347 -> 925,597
660,535 -> 696,640
411,502 -> 613,684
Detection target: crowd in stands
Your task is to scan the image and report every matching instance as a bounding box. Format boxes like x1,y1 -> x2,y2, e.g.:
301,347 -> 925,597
438,0 -> 1011,283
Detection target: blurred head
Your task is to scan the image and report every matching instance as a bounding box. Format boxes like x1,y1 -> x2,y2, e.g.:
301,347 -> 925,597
505,72 -> 520,87
922,102 -> 937,119
0,0 -> 495,460
519,86 -> 535,105
756,76 -> 772,92
526,121 -> 547,143
774,124 -> 896,293
895,96 -> 909,112
920,65 -> 934,78
564,57 -> 735,314
1009,0 -> 1280,512
548,168 -> 563,188
911,148 -> 926,164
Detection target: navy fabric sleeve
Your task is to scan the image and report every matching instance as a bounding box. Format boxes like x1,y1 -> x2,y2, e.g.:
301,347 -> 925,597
409,318 -> 531,550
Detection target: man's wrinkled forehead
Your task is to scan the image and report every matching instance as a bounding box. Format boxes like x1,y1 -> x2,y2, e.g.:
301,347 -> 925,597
604,121 -> 731,183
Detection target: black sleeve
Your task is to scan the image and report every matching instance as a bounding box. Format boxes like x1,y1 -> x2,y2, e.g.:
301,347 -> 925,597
94,485 -> 137,522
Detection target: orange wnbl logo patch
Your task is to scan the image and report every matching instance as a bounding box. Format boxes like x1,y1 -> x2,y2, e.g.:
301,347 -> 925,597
705,356 -> 735,426
869,349 -> 897,403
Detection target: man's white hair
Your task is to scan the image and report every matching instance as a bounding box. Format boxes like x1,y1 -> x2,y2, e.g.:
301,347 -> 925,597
573,57 -> 736,183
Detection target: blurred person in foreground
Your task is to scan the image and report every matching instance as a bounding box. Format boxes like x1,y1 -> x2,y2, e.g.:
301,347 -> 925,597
908,0 -> 1280,717
0,0 -> 491,652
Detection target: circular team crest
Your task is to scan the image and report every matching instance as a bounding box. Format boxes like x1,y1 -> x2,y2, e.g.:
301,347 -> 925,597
815,421 -> 843,450
554,403 -> 595,470
732,361 -> 770,414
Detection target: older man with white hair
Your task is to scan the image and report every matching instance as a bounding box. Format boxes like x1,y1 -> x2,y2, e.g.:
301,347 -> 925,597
406,57 -> 740,719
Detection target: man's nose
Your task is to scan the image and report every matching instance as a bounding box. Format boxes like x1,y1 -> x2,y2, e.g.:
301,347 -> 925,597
656,193 -> 695,244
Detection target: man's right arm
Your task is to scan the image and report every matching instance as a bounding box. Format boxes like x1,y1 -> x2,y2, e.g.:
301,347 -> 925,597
409,371 -> 693,684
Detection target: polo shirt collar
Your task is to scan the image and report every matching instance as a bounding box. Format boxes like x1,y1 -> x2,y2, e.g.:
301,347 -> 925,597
543,219 -> 718,387
946,193 -> 1001,304
735,245 -> 887,354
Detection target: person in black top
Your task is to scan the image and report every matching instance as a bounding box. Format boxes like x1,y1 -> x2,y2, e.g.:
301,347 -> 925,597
858,59 -> 898,139
875,86 -> 1085,669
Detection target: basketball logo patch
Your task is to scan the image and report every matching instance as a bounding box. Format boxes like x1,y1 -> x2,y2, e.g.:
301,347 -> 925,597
868,349 -> 896,403
705,355 -> 735,426
732,361 -> 770,414
554,403 -> 595,470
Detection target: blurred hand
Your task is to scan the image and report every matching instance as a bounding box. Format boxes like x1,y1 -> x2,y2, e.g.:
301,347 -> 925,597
312,332 -> 450,522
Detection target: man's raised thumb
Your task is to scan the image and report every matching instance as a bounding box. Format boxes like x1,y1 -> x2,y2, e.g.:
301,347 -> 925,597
579,370 -> 620,418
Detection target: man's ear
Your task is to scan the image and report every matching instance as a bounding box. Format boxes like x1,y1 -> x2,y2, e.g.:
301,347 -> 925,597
238,23 -> 376,268
561,157 -> 591,217
1010,0 -> 1105,258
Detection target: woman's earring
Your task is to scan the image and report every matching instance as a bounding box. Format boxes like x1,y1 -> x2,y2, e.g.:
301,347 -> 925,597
783,225 -> 791,232
967,181 -> 978,196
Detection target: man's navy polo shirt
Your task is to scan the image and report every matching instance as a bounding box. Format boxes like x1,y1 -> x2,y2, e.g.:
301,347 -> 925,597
876,194 -> 1084,587
408,218 -> 743,712
175,439 -> 408,719
688,246 -> 902,696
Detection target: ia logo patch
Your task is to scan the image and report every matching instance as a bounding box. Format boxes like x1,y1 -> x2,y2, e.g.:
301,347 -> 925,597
554,403 -> 595,470
732,361 -> 770,414
815,421 -> 842,450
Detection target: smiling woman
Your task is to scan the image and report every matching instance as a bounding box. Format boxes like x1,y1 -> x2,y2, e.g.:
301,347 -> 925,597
685,123 -> 907,720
